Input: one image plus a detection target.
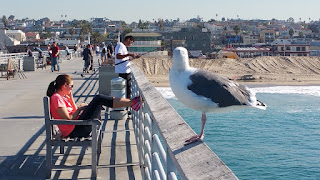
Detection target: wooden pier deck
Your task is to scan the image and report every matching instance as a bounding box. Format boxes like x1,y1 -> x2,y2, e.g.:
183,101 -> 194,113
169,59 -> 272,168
0,56 -> 142,179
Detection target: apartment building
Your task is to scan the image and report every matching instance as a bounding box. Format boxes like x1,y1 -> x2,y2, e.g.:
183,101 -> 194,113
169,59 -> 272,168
242,34 -> 260,45
260,30 -> 275,43
125,32 -> 164,55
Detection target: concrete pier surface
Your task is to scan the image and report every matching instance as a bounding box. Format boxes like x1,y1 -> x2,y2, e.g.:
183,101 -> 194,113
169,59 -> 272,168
0,56 -> 141,179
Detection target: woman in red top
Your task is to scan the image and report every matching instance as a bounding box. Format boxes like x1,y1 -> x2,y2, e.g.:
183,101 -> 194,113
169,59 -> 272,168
47,74 -> 141,138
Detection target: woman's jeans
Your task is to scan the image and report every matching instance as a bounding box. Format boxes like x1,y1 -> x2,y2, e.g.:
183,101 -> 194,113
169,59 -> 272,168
68,95 -> 114,138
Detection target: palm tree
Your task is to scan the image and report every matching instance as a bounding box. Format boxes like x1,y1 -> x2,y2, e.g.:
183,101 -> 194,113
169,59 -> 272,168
289,29 -> 294,38
233,25 -> 241,44
69,27 -> 75,37
91,32 -> 105,45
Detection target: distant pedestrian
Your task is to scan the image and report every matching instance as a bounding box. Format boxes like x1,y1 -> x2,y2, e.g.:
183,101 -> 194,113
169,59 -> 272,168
34,47 -> 43,58
89,44 -> 94,70
82,44 -> 92,73
48,42 -> 60,72
74,44 -> 78,57
65,45 -> 71,60
100,44 -> 107,63
115,35 -> 141,99
95,45 -> 100,56
27,46 -> 33,57
107,43 -> 114,58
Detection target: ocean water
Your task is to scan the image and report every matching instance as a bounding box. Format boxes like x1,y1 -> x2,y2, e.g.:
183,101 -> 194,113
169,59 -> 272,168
156,86 -> 320,180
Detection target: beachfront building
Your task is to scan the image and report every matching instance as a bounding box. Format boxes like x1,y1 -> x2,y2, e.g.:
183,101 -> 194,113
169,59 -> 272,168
222,47 -> 271,58
272,40 -> 310,56
125,32 -> 166,56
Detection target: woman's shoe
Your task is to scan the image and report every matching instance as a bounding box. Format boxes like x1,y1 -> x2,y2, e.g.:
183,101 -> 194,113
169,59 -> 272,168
131,96 -> 142,111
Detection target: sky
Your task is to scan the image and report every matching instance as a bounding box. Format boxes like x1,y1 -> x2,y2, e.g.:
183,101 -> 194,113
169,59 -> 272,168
0,0 -> 319,23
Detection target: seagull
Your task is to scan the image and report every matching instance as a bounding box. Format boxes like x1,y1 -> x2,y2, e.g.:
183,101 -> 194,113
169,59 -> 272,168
169,47 -> 267,145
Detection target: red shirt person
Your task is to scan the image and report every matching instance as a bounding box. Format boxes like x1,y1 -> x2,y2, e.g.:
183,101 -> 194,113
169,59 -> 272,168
48,42 -> 60,72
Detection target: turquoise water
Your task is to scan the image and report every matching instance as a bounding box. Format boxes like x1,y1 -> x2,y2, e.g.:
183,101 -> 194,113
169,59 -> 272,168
158,87 -> 320,180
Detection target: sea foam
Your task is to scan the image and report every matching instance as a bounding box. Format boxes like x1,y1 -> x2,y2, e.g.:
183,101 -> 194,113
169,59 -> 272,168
156,86 -> 320,99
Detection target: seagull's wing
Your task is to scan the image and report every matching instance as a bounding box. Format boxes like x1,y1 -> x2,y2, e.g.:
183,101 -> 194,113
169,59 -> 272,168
187,70 -> 251,107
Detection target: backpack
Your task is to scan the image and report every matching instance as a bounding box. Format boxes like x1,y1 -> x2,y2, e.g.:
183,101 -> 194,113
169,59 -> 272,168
101,48 -> 106,54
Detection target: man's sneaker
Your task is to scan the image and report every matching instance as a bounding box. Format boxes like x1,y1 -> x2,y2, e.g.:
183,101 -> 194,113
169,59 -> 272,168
131,96 -> 142,111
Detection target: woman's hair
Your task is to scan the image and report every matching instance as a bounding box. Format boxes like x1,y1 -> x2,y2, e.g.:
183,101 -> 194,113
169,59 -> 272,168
46,74 -> 72,97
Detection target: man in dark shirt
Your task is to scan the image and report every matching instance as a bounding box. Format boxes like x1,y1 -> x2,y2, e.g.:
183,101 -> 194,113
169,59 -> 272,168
82,44 -> 92,73
107,43 -> 114,58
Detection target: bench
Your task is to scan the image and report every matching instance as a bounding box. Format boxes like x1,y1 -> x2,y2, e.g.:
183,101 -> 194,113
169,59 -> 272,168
0,59 -> 16,80
43,96 -> 103,178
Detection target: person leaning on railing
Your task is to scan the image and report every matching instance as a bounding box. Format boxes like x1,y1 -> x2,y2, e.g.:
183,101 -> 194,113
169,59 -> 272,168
46,74 -> 142,138
115,35 -> 141,99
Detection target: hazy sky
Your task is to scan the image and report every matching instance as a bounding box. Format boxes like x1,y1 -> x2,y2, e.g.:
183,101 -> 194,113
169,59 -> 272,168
0,0 -> 318,23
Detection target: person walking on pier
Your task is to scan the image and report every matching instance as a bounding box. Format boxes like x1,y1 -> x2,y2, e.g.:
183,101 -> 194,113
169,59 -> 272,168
48,42 -> 60,72
100,43 -> 107,63
65,45 -> 71,60
115,35 -> 141,98
82,44 -> 92,73
46,74 -> 142,138
107,42 -> 114,58
95,45 -> 100,56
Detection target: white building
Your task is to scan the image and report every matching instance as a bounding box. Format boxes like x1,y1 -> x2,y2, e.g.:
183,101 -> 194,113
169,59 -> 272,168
0,29 -> 20,46
6,30 -> 26,42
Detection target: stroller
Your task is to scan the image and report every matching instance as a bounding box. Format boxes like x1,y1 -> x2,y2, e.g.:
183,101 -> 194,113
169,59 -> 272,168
83,54 -> 95,73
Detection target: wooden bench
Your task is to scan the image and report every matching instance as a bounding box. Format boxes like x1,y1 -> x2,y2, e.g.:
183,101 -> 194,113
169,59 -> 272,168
0,59 -> 16,80
43,96 -> 103,178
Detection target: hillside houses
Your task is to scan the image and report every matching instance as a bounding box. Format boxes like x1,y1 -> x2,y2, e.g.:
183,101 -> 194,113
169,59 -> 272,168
1,15 -> 320,56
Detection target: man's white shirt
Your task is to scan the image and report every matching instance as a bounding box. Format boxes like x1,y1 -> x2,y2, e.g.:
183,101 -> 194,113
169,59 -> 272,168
115,42 -> 131,73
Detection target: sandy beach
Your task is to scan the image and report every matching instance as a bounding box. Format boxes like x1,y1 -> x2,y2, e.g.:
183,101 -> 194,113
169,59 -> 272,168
133,56 -> 320,87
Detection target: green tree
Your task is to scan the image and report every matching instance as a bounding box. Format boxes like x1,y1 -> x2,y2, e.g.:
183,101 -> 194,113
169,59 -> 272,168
289,29 -> 294,38
2,15 -> 8,28
308,24 -> 319,33
233,25 -> 241,44
299,32 -> 304,38
8,15 -> 14,21
91,32 -> 106,45
138,19 -> 149,29
80,23 -> 92,35
40,30 -> 53,39
79,34 -> 85,42
159,19 -> 164,31
208,19 -> 216,23
121,21 -> 127,29
69,27 -> 75,36
221,17 -> 225,21
287,17 -> 294,23
196,23 -> 204,29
